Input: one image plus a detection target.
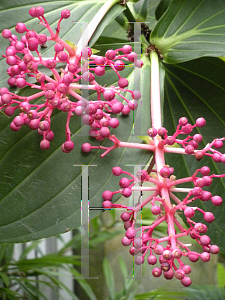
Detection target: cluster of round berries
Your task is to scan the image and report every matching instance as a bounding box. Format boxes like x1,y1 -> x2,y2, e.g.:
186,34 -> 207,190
148,117 -> 225,163
0,6 -> 142,152
101,164 -> 223,286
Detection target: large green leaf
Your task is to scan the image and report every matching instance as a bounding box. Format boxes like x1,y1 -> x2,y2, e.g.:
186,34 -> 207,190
0,0 -> 124,87
127,0 -> 151,22
163,57 -> 225,253
150,0 -> 225,63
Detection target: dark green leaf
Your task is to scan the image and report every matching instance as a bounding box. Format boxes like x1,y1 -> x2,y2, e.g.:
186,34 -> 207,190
163,57 -> 225,252
151,0 -> 225,63
103,258 -> 115,300
155,0 -> 172,21
127,0 -> 151,22
185,285 -> 225,300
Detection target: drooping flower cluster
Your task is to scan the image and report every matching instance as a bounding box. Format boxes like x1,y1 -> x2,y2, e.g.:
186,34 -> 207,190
0,6 -> 142,152
99,117 -> 225,287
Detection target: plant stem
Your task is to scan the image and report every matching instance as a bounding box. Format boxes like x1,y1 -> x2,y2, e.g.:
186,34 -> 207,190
76,0 -> 120,54
150,51 -> 176,248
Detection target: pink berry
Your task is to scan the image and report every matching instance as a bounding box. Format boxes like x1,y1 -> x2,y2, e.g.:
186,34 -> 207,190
40,139 -> 50,150
105,50 -> 116,60
153,245 -> 164,255
109,118 -> 119,128
151,205 -> 161,215
193,133 -> 203,143
61,9 -> 71,19
200,166 -> 210,176
175,269 -> 185,280
209,245 -> 219,254
103,89 -> 115,101
102,201 -> 112,208
81,143 -> 92,153
181,276 -> 192,287
200,191 -> 212,201
162,250 -> 172,260
19,102 -> 30,113
147,127 -> 157,137
211,195 -> 222,206
112,166 -> 122,176
133,90 -> 141,100
39,121 -> 50,131
68,63 -> 78,73
200,235 -> 211,246
185,145 -> 195,155
127,52 -> 138,62
0,87 -> 9,95
38,34 -> 47,44
172,248 -> 182,259
102,190 -> 113,201
194,223 -> 207,233
202,176 -> 212,186
7,77 -> 16,87
125,227 -> 135,239
15,78 -> 26,88
58,51 -> 68,62
121,105 -> 130,115
46,59 -> 56,69
46,131 -> 54,141
204,212 -> 215,223
122,45 -> 132,54
147,255 -> 157,265
128,100 -> 138,110
13,116 -> 24,126
6,56 -> 17,66
188,252 -> 199,262
221,154 -> 225,163
111,102 -> 124,114
119,177 -> 130,188
4,106 -> 15,116
64,141 -> 74,151
99,127 -> 110,138
15,41 -> 25,51
195,178 -> 204,187
165,136 -> 175,145
179,117 -> 188,126
183,265 -> 191,274
213,140 -> 223,149
120,212 -> 131,222
195,150 -> 204,161
212,153 -> 221,162
160,166 -> 170,178
135,256 -> 144,265
5,46 -> 16,56
27,38 -> 39,51
10,122 -> 21,131
114,60 -> 125,71
94,66 -> 105,76
57,83 -> 68,94
94,56 -> 105,65
182,123 -> 193,134
134,60 -> 143,68
118,78 -> 128,88
2,29 -> 12,39
152,267 -> 162,277
122,188 -> 132,198
1,94 -> 12,105
196,117 -> 206,127
184,207 -> 195,218
200,252 -> 210,262
157,127 -> 167,137
121,236 -> 132,246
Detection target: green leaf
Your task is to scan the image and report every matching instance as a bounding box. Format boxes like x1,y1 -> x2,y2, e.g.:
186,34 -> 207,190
185,285 -> 225,300
150,0 -> 225,63
19,240 -> 41,260
127,0 -> 151,22
65,40 -> 77,53
103,258 -> 115,300
217,262 -> 225,288
0,39 -> 150,243
0,272 -> 10,288
155,0 -> 171,21
162,57 -> 225,252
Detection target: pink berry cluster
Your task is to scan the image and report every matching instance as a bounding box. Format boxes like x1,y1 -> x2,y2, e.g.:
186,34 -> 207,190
0,6 -> 142,152
148,117 -> 225,163
99,117 -> 225,287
